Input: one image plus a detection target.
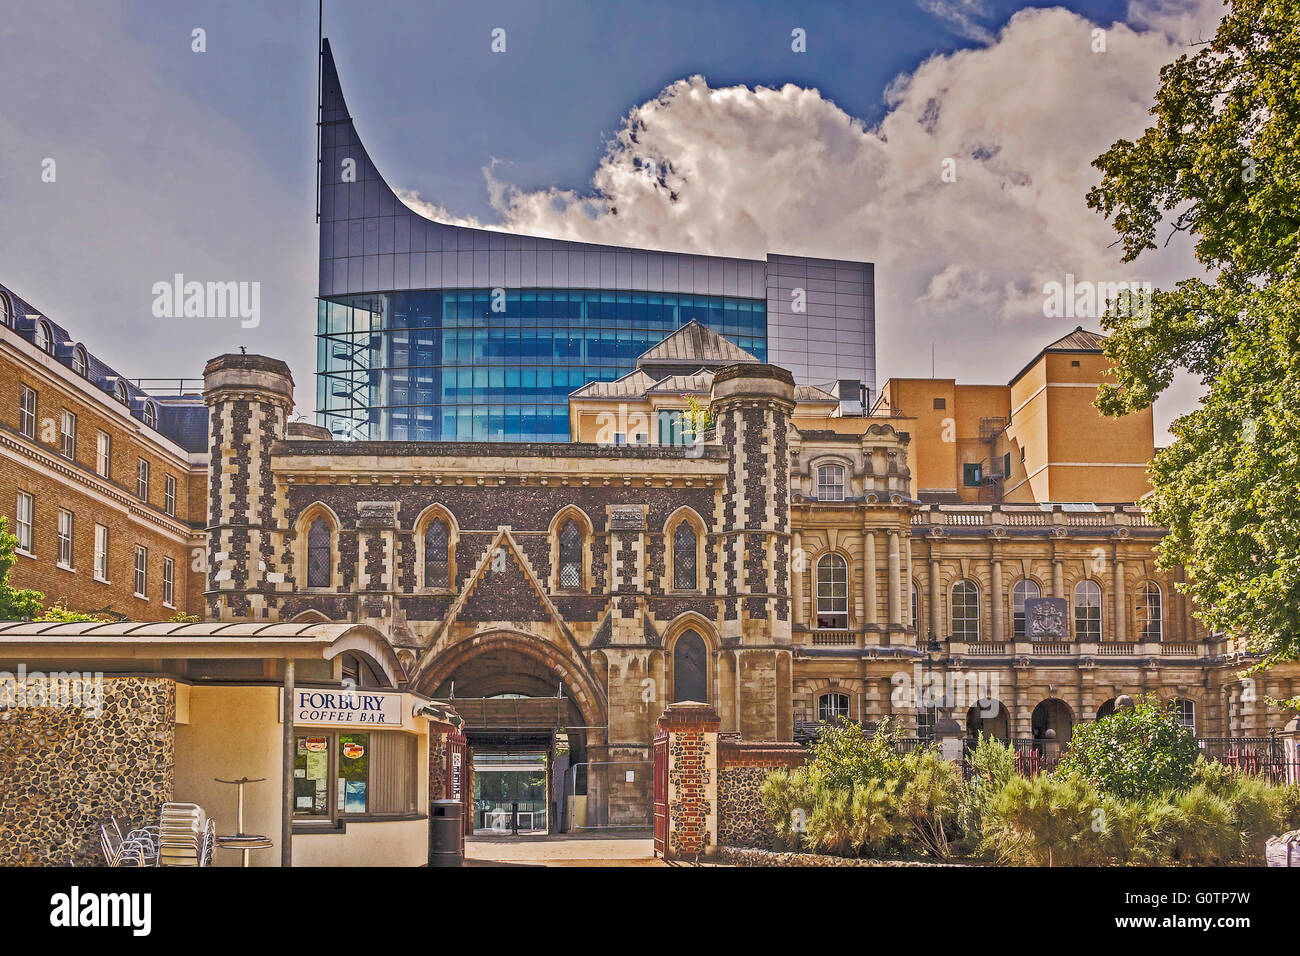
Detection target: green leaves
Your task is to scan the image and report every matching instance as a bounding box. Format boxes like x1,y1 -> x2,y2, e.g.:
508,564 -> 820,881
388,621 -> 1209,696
1088,0 -> 1300,664
0,516 -> 43,622
1056,695 -> 1200,799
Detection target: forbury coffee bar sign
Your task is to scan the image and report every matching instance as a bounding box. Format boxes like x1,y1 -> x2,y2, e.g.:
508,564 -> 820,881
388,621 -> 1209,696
279,687 -> 406,727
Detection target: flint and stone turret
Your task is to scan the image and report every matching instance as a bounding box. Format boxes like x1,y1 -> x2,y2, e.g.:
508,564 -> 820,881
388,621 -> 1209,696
203,354 -> 294,621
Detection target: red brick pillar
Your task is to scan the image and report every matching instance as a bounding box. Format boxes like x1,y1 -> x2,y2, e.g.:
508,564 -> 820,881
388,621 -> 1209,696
657,701 -> 721,860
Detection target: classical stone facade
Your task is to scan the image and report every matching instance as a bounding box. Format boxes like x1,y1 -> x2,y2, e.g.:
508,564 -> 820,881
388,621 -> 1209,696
198,339 -> 1300,825
0,677 -> 175,866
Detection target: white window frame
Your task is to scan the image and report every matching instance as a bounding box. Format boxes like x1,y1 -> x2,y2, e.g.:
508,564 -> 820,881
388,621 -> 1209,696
162,556 -> 175,608
15,491 -> 34,554
94,524 -> 109,582
57,509 -> 74,569
817,464 -> 845,502
136,457 -> 150,502
164,474 -> 176,517
60,409 -> 76,460
1073,579 -> 1103,641
818,692 -> 850,722
951,580 -> 981,641
96,430 -> 111,477
134,545 -> 148,599
815,553 -> 849,630
1136,582 -> 1163,642
19,385 -> 37,439
1173,698 -> 1195,734
1012,579 -> 1041,640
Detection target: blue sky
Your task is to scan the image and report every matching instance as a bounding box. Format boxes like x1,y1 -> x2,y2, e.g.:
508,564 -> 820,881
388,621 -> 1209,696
0,0 -> 1211,434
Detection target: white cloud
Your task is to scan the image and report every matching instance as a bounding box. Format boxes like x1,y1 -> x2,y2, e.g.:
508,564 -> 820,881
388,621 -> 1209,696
407,0 -> 1221,440
917,0 -> 995,44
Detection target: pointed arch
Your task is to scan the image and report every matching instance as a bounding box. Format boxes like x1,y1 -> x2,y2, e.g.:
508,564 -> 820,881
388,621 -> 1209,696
413,502 -> 459,591
663,505 -> 707,592
549,504 -> 594,593
294,501 -> 342,591
664,614 -> 716,706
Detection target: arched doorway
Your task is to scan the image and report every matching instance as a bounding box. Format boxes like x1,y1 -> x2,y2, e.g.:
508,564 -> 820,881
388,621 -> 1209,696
966,699 -> 1010,745
416,630 -> 612,833
1096,698 -> 1117,721
1031,698 -> 1074,753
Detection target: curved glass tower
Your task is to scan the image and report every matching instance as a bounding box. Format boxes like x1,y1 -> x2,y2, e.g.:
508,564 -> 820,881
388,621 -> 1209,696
317,39 -> 874,441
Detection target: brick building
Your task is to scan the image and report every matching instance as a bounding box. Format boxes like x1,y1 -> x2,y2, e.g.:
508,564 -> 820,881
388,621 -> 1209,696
0,282 -> 208,619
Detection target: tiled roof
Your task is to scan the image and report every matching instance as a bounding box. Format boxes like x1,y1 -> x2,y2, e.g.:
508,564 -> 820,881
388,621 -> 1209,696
795,383 -> 838,402
646,370 -> 714,394
1010,326 -> 1108,385
1043,326 -> 1106,352
568,368 -> 659,400
636,320 -> 759,368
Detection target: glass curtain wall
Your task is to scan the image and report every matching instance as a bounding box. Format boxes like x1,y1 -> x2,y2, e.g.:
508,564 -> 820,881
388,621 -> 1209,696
317,289 -> 766,441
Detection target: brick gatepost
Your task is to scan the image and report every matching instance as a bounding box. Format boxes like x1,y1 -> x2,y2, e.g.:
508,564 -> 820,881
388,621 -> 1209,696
658,701 -> 721,860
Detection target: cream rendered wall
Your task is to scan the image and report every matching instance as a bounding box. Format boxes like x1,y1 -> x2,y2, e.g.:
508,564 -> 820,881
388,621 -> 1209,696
174,684 -> 433,867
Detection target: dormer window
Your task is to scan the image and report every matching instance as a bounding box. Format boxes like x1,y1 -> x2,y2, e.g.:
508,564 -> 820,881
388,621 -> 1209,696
817,464 -> 845,501
114,380 -> 128,404
34,320 -> 53,354
72,345 -> 88,377
0,294 -> 11,327
142,400 -> 158,430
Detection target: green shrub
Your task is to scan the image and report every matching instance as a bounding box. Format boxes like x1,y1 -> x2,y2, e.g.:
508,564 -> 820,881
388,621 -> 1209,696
759,768 -> 815,851
806,777 -> 896,856
1165,785 -> 1240,864
1056,695 -> 1199,799
896,748 -> 964,859
804,716 -> 909,793
985,772 -> 1104,866
1098,794 -> 1174,865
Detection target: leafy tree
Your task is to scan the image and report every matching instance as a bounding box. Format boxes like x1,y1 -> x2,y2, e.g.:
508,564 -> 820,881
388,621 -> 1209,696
1086,0 -> 1300,677
35,603 -> 108,623
0,516 -> 43,621
804,716 -> 909,793
1056,696 -> 1199,799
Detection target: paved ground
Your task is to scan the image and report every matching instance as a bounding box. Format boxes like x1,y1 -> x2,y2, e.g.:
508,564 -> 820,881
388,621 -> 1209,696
465,830 -> 667,867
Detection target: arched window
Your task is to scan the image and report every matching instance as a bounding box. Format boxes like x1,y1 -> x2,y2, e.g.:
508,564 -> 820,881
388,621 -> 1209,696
815,553 -> 848,629
424,518 -> 449,588
558,518 -> 583,590
34,320 -> 52,353
0,293 -> 10,327
911,581 -> 920,630
1172,697 -> 1195,733
114,380 -> 129,404
72,345 -> 88,377
1136,582 -> 1162,641
1012,579 -> 1040,639
672,629 -> 708,703
818,692 -> 850,722
672,521 -> 698,590
306,517 -> 332,588
817,464 -> 845,501
1073,579 -> 1102,640
142,401 -> 158,430
951,580 -> 980,640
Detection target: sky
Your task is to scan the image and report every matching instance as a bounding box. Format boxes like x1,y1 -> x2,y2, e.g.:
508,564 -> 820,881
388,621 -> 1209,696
0,0 -> 1225,440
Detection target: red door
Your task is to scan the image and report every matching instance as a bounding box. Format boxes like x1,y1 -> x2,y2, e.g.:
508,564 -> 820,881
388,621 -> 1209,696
652,731 -> 668,856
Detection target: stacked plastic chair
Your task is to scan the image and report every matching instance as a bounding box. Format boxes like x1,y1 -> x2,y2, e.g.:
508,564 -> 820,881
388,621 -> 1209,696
157,802 -> 208,867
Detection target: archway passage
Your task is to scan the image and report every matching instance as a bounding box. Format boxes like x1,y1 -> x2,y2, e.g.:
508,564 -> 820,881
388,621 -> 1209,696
1096,698 -> 1117,721
1031,698 -> 1074,747
966,699 -> 1009,745
417,631 -> 621,835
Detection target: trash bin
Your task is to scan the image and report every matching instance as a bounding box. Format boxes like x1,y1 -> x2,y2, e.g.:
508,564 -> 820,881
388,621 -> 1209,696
429,799 -> 464,867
